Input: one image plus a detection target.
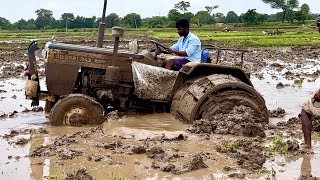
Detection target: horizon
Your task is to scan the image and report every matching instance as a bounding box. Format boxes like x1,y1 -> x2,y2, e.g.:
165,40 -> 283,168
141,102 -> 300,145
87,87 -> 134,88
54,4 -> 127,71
0,0 -> 319,23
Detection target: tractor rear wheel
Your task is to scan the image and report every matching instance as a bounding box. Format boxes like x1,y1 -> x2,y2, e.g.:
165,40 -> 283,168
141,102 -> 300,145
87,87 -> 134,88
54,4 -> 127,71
49,94 -> 105,126
171,74 -> 268,123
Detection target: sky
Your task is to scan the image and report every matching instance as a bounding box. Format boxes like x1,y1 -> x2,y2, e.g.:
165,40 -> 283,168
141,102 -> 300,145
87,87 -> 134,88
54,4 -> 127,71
0,0 -> 319,23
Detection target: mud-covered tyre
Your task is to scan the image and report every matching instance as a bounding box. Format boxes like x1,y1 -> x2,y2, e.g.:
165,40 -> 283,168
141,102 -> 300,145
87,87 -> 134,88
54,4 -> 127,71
49,94 -> 105,126
171,74 -> 268,123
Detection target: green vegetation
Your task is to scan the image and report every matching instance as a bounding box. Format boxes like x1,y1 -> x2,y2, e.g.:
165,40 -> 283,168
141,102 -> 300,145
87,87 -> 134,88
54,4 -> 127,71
267,134 -> 289,154
216,140 -> 247,153
266,134 -> 300,155
0,25 -> 319,49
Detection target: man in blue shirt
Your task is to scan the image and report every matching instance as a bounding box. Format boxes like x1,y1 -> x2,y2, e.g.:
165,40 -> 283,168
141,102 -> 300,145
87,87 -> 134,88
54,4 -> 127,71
163,19 -> 201,70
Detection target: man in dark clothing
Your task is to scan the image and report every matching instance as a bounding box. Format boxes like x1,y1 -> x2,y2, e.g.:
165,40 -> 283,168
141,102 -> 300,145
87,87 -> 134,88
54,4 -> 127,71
317,15 -> 320,33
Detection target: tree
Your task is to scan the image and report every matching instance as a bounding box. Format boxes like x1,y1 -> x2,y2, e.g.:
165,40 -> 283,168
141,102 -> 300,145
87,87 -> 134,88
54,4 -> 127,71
105,13 -> 120,28
122,13 -> 142,28
225,11 -> 239,23
35,9 -> 54,29
70,16 -> 97,29
267,12 -> 283,22
83,16 -> 97,28
26,19 -> 37,30
168,9 -> 183,22
183,12 -> 194,22
214,13 -> 225,23
61,13 -> 75,32
14,19 -> 27,30
174,1 -> 191,13
205,5 -> 219,15
300,3 -> 310,15
295,3 -> 310,23
261,0 -> 299,22
257,14 -> 269,23
0,17 -> 11,29
143,16 -> 168,28
192,11 -> 212,27
242,9 -> 263,25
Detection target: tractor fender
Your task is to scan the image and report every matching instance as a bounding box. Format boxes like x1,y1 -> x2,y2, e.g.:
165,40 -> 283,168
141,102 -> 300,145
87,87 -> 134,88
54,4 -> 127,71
171,63 -> 253,98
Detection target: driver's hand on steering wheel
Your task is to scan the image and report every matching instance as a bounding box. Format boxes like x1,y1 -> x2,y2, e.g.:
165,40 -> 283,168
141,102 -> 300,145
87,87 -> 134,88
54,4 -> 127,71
166,48 -> 175,54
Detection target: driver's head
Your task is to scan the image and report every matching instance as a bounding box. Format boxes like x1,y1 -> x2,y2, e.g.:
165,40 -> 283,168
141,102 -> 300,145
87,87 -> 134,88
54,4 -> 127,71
176,19 -> 189,37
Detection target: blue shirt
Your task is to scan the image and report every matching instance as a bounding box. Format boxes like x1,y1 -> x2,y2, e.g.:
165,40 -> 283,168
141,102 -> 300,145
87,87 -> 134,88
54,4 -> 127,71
170,32 -> 201,62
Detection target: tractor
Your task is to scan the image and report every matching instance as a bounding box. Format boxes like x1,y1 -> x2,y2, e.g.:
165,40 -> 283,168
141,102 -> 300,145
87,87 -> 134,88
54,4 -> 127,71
24,3 -> 268,126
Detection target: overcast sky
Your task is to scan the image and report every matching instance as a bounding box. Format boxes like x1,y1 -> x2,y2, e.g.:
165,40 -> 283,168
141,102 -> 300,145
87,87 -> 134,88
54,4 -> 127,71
1,0 -> 319,23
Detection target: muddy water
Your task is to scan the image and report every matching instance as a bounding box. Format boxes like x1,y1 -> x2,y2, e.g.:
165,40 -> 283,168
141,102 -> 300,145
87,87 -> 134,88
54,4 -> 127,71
1,59 -> 320,179
0,79 -> 234,180
252,59 -> 320,179
252,59 -> 320,124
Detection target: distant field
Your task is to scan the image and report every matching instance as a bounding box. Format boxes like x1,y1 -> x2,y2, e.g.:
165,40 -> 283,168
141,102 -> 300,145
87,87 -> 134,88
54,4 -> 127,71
0,24 -> 319,50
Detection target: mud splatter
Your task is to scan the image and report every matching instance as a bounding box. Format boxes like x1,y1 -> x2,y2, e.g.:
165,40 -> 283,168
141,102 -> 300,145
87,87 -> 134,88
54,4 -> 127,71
228,173 -> 246,179
66,169 -> 93,180
173,154 -> 208,175
31,145 -> 57,157
188,106 -> 266,137
216,139 -> 267,171
269,108 -> 286,118
58,149 -> 83,160
15,138 -> 30,146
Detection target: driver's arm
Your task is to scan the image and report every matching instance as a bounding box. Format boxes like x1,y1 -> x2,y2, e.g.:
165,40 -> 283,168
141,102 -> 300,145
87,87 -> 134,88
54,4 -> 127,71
168,42 -> 187,56
167,49 -> 187,57
170,42 -> 179,51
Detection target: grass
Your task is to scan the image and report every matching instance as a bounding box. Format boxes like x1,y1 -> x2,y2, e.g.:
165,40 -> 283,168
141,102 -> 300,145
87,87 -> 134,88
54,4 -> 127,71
111,173 -> 127,180
216,140 -> 247,153
266,134 -> 289,155
0,25 -> 319,49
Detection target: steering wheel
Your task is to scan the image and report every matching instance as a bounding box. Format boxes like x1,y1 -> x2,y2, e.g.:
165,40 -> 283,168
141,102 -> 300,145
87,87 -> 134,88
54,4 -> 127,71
149,40 -> 169,55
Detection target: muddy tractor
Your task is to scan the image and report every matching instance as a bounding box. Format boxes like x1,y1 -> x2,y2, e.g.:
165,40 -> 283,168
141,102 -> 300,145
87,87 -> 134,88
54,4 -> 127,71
25,25 -> 268,126
24,2 -> 268,126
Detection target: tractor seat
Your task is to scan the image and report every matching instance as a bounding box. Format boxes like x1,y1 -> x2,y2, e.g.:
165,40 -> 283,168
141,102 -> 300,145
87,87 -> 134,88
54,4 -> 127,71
201,49 -> 210,63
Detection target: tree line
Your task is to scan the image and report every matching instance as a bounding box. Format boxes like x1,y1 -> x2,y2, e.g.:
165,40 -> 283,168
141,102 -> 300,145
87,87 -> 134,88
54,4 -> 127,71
0,0 -> 318,30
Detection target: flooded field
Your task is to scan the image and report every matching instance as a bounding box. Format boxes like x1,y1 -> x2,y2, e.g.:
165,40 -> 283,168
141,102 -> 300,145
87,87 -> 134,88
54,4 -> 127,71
1,45 -> 320,180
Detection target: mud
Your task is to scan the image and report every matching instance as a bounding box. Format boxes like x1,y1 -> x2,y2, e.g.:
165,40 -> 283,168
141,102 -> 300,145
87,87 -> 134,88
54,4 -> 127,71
151,153 -> 208,175
228,173 -> 246,179
188,105 -> 266,137
66,169 -> 93,180
1,40 -> 320,179
216,139 -> 267,171
15,138 -> 30,146
269,107 -> 286,118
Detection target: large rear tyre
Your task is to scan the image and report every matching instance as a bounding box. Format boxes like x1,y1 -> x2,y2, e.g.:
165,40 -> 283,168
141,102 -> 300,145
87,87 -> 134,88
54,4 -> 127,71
171,74 -> 268,123
49,94 -> 105,126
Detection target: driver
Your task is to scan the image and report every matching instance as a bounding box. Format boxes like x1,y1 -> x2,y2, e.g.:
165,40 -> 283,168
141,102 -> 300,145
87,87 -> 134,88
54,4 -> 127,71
163,19 -> 201,70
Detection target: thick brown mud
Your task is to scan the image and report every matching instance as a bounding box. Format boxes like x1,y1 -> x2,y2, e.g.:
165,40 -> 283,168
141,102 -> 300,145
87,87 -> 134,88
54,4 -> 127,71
1,42 -> 320,179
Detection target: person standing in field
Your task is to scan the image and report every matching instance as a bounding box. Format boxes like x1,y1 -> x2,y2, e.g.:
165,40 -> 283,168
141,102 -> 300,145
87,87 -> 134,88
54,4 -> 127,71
316,15 -> 320,33
300,90 -> 320,148
163,19 -> 201,70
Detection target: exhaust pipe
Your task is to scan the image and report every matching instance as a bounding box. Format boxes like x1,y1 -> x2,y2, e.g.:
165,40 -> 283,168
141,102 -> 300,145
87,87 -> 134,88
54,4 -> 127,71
96,0 -> 108,48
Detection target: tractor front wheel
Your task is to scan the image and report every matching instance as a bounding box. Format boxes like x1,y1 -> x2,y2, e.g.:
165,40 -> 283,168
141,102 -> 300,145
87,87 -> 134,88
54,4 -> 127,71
49,94 -> 105,126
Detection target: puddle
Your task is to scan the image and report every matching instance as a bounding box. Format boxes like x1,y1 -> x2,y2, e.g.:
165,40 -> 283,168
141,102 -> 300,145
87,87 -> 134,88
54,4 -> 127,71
252,59 -> 320,124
